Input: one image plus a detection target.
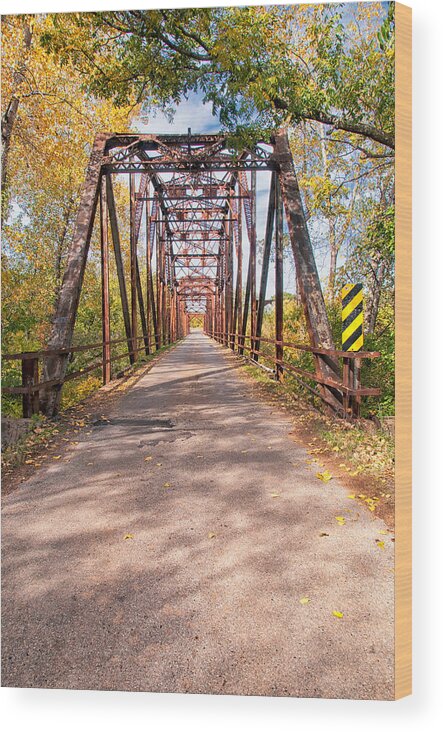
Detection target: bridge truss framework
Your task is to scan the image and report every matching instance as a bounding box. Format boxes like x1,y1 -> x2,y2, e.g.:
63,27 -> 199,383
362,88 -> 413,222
38,129 -> 357,415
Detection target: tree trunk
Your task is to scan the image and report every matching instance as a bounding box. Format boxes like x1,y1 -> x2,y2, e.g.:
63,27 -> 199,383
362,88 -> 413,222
54,195 -> 75,304
327,218 -> 338,299
320,129 -> 337,303
366,257 -> 386,334
1,21 -> 32,222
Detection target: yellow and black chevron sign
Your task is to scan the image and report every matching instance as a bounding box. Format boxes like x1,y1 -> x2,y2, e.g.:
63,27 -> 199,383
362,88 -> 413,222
341,283 -> 363,351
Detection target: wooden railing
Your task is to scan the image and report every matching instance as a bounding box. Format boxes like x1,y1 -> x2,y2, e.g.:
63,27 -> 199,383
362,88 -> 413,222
208,330 -> 380,419
2,334 -> 168,417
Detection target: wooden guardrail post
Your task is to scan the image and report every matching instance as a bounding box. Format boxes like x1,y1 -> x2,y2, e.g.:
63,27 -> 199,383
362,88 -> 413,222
352,357 -> 362,418
22,357 -> 39,417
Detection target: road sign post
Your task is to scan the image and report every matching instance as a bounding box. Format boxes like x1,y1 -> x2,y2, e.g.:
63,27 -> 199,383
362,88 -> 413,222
342,283 -> 363,417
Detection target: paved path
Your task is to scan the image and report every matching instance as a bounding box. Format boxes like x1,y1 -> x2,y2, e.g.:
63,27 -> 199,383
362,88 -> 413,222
2,333 -> 394,698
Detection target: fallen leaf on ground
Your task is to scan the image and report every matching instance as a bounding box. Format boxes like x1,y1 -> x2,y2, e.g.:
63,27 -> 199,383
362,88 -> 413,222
376,540 -> 385,550
319,532 -> 329,537
347,494 -> 356,499
144,456 -> 153,462
163,482 -> 171,488
53,455 -> 61,460
124,534 -> 134,540
208,532 -> 216,539
378,530 -> 388,535
299,597 -> 311,605
332,610 -> 343,618
316,470 -> 332,483
156,462 -> 162,467
270,492 -> 280,498
335,516 -> 346,525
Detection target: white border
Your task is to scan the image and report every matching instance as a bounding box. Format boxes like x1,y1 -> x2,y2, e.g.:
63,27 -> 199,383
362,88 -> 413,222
2,1 -> 443,730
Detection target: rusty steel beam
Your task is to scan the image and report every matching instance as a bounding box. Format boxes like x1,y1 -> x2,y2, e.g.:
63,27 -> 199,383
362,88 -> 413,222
104,161 -> 274,174
273,129 -> 342,411
129,174 -> 138,358
145,190 -> 152,352
149,269 -> 159,350
129,175 -> 150,355
161,220 -> 167,345
41,132 -> 109,415
133,174 -> 149,242
275,177 -> 284,380
156,208 -> 162,346
106,175 -> 134,365
250,169 -> 257,355
254,172 -> 276,360
147,196 -> 159,349
135,257 -> 150,355
235,192 -> 243,352
100,177 -> 111,384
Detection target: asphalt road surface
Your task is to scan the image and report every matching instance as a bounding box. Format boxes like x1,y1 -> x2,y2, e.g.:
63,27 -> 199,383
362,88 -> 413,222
1,332 -> 394,698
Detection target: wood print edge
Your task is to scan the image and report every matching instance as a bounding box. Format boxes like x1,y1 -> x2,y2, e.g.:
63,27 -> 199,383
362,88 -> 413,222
394,1 -> 412,700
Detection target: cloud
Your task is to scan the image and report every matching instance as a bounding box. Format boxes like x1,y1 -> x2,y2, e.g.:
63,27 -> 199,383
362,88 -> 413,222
134,92 -> 220,135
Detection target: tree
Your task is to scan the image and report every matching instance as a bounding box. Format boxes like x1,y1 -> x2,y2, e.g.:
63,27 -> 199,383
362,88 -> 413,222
288,119 -> 393,307
1,15 -> 32,221
1,14 -> 136,354
40,3 -> 394,149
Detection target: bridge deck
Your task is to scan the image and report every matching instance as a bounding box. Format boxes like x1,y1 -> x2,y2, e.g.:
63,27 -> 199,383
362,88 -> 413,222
1,333 -> 393,698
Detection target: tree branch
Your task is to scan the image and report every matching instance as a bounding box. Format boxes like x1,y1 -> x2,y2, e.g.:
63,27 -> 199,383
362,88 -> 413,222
271,94 -> 394,149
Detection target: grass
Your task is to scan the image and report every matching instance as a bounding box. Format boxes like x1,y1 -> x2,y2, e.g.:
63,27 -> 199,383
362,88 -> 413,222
320,423 -> 394,481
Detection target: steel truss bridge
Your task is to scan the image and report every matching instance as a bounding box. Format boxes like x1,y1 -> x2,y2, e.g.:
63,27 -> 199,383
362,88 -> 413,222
3,130 -> 380,418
